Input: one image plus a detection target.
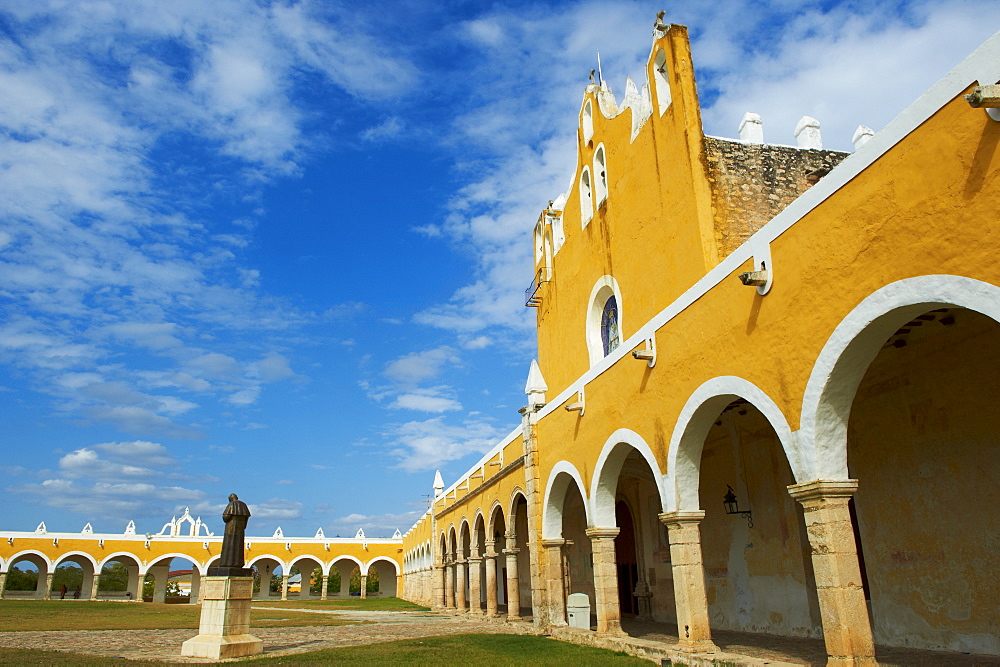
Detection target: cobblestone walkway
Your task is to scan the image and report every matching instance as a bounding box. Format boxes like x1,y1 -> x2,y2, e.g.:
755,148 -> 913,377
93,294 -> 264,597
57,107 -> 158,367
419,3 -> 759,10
0,609 -> 537,663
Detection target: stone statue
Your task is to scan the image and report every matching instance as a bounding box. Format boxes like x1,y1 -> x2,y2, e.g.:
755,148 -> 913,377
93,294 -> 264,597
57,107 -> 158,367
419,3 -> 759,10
219,493 -> 251,569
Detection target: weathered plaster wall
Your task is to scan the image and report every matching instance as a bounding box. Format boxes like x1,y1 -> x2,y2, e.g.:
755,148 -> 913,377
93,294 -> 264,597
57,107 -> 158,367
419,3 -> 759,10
849,308 -> 1000,654
699,409 -> 822,638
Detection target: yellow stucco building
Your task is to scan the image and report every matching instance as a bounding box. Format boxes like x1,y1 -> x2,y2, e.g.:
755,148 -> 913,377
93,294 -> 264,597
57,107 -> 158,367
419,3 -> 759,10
400,20 -> 1000,666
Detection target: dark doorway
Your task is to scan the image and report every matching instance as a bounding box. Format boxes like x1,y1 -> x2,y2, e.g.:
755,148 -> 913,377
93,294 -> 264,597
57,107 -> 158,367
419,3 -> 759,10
615,500 -> 639,617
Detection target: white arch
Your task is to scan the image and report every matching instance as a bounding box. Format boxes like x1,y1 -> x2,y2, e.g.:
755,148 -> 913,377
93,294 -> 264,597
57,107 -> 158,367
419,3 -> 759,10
288,554 -> 325,575
486,501 -> 506,539
541,460 -> 590,539
6,549 -> 53,572
53,551 -> 99,571
586,275 -> 624,366
329,554 -> 364,572
98,551 -> 142,570
665,376 -> 798,512
590,428 -> 668,527
363,556 -> 400,576
246,554 -> 288,572
143,552 -> 208,576
800,275 -> 1000,481
507,486 -> 527,523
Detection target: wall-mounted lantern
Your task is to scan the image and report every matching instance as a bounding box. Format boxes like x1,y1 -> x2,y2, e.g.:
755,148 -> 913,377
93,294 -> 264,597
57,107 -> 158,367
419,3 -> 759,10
723,485 -> 753,528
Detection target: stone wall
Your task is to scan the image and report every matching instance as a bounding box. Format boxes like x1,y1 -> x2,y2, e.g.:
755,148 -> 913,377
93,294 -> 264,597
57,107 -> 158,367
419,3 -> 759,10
704,138 -> 849,259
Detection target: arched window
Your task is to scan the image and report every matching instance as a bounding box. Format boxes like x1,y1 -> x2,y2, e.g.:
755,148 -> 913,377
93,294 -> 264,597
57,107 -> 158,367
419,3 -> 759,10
601,295 -> 620,356
653,49 -> 671,116
582,100 -> 594,145
586,275 -> 623,366
579,167 -> 593,226
594,144 -> 608,207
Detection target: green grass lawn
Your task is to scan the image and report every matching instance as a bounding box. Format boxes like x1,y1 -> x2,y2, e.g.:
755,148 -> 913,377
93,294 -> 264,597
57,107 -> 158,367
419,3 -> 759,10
243,633 -> 648,664
252,597 -> 429,611
0,634 -> 647,665
0,600 -> 356,631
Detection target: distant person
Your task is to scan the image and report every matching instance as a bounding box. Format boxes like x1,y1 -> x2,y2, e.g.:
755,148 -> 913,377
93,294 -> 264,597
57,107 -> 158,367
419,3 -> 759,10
60,584 -> 67,599
73,587 -> 81,599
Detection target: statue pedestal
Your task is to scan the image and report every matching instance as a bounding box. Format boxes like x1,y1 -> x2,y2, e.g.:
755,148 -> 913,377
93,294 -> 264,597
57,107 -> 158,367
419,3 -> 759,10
181,576 -> 263,660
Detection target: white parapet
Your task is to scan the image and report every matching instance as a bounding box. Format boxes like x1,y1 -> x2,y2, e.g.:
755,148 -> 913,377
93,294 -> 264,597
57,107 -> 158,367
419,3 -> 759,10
794,115 -> 822,149
739,112 -> 764,143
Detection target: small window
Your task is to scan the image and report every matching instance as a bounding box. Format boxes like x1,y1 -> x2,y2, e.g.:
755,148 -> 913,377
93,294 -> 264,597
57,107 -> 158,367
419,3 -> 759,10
582,100 -> 594,145
594,145 -> 608,206
579,167 -> 593,226
653,49 -> 671,116
601,295 -> 620,356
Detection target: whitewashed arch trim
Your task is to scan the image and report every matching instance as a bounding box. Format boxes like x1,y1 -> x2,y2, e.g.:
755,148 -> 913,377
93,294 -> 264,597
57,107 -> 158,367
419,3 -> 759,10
800,275 -> 1000,481
541,461 -> 589,540
665,376 -> 797,512
590,428 -> 667,527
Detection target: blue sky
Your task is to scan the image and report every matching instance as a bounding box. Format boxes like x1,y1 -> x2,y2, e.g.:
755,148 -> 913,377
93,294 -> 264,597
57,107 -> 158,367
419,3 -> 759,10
2,0 -> 998,539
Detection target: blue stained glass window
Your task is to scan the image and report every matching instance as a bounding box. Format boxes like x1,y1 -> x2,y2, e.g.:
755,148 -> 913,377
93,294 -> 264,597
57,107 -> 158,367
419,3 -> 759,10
601,295 -> 620,356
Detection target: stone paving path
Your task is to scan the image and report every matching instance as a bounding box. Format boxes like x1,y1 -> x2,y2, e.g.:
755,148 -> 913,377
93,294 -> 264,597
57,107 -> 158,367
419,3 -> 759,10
0,608 -> 536,663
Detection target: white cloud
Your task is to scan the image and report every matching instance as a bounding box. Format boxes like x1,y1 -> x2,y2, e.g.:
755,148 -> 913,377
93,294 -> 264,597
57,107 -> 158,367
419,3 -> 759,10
327,510 -> 421,538
361,116 -> 403,142
255,352 -> 296,382
390,388 -> 462,413
247,497 -> 304,520
384,417 -> 507,472
383,346 -> 461,385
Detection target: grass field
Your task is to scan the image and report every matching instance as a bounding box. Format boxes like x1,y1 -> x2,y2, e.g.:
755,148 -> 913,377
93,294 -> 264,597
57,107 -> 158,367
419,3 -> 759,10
0,600 -> 357,631
0,634 -> 648,665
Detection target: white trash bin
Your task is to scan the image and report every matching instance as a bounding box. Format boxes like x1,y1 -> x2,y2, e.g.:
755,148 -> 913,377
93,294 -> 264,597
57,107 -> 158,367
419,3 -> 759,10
566,592 -> 590,629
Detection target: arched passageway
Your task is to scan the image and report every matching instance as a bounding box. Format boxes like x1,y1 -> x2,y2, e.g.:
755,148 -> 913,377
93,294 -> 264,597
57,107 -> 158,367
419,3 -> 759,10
847,307 -> 999,655
698,401 -> 821,637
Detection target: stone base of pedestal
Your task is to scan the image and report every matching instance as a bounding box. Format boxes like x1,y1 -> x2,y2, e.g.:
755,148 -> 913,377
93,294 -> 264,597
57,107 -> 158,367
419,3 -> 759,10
181,576 -> 263,660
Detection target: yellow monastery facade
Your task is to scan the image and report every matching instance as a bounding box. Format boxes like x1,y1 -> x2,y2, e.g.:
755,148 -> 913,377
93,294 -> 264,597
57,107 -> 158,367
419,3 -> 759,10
0,510 -> 402,603
401,21 -> 1000,666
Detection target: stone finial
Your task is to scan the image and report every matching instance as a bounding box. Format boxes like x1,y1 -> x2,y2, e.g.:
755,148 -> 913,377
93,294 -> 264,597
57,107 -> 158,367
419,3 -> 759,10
82,522 -> 93,534
524,359 -> 548,409
34,521 -> 47,534
124,520 -> 136,535
738,112 -> 764,144
852,125 -> 874,150
355,527 -> 366,539
315,527 -> 325,539
272,526 -> 283,538
433,470 -> 445,496
794,116 -> 822,149
392,529 -> 402,539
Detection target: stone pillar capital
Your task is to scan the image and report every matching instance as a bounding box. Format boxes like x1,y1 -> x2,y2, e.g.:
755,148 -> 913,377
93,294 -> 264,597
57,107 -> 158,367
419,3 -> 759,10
502,548 -> 520,556
788,479 -> 859,504
658,510 -> 706,527
585,526 -> 620,540
540,538 -> 568,548
484,551 -> 498,560
467,556 -> 482,564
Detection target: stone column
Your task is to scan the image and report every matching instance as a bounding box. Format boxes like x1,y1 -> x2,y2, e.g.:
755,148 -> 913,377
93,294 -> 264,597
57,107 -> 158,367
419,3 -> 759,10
659,511 -> 717,651
339,566 -> 351,597
484,542 -> 499,617
152,565 -> 169,603
788,480 -> 876,667
455,560 -> 467,611
586,527 -> 623,634
0,572 -> 7,599
468,554 -> 482,614
445,556 -> 456,609
541,539 -> 568,626
89,573 -> 101,600
280,573 -> 289,601
42,571 -> 54,600
126,565 -> 140,601
190,571 -> 201,604
320,574 -> 329,600
504,533 -> 521,621
433,563 -> 446,608
359,574 -> 367,599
